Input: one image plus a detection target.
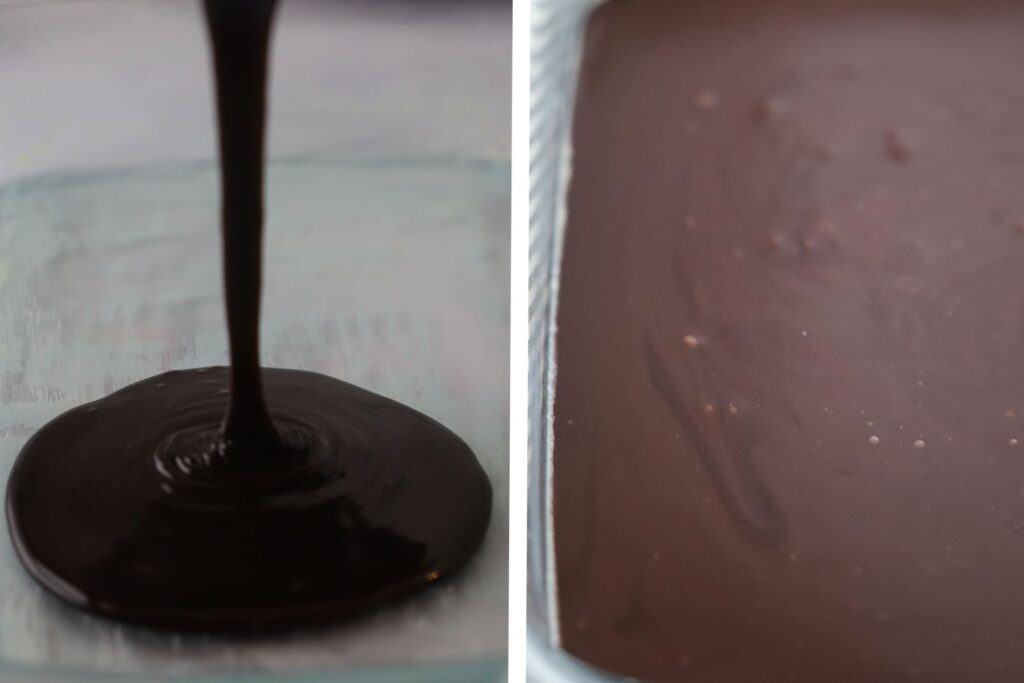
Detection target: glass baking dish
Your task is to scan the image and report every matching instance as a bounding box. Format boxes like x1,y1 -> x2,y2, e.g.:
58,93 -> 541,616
0,0 -> 509,680
527,1 -> 615,680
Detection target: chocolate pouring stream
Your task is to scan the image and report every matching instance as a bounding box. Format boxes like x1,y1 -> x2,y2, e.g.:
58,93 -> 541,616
5,0 -> 491,629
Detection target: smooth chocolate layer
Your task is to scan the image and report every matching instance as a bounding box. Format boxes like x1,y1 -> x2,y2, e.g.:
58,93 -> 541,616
554,0 -> 1024,679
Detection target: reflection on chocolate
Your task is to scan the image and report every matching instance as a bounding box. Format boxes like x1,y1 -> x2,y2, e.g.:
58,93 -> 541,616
553,0 -> 1024,680
6,0 -> 490,628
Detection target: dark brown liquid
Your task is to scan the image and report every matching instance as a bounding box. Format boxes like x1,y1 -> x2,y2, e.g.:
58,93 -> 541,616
554,0 -> 1024,680
5,0 -> 490,628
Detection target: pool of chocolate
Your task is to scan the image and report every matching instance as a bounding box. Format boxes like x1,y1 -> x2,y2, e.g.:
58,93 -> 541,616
553,0 -> 1024,680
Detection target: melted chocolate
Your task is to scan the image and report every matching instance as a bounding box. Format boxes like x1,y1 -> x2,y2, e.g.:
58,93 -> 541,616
6,0 -> 490,628
554,0 -> 1024,680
